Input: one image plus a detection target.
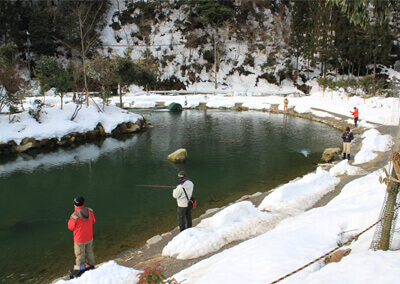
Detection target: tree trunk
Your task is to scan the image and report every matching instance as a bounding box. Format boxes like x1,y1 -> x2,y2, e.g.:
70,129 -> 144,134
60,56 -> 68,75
373,58 -> 377,95
119,84 -> 123,108
379,168 -> 400,250
348,64 -> 351,79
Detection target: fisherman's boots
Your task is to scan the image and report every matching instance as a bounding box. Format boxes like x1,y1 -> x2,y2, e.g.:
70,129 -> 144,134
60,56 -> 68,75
347,154 -> 351,160
343,153 -> 346,159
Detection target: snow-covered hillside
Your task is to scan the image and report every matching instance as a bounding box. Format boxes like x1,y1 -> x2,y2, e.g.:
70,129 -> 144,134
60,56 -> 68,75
101,0 -> 298,92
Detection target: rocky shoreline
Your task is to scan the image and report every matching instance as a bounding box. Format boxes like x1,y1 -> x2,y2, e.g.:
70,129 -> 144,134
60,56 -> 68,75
0,118 -> 149,156
1,102 -> 351,158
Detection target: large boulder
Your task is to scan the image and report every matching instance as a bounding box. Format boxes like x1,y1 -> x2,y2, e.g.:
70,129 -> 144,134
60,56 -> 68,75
167,148 -> 187,163
96,123 -> 106,137
17,142 -> 34,153
58,134 -> 76,146
321,147 -> 342,163
20,137 -> 39,149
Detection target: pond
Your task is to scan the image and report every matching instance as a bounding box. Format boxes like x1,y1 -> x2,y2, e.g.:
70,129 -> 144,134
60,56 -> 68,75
0,109 -> 341,283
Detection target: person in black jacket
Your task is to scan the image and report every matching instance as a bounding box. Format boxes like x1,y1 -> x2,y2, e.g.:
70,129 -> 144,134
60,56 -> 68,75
341,126 -> 354,160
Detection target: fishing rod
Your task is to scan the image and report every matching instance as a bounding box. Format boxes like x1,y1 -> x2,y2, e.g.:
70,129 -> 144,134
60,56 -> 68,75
136,185 -> 175,188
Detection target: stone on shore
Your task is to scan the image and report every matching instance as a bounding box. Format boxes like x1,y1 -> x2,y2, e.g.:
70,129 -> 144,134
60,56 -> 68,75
167,148 -> 187,163
322,147 -> 342,163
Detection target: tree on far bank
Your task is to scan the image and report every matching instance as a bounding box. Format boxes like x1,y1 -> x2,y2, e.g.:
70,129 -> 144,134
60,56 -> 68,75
54,0 -> 110,106
35,56 -> 72,110
87,54 -> 117,110
115,52 -> 157,108
0,43 -> 23,113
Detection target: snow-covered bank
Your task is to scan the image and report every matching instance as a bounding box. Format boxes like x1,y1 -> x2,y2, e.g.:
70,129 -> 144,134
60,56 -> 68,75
171,167 -> 398,284
2,87 -> 399,147
117,89 -> 399,126
0,94 -> 143,145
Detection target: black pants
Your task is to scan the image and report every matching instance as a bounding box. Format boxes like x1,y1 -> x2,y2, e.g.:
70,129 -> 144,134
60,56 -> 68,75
178,206 -> 192,232
354,117 -> 358,126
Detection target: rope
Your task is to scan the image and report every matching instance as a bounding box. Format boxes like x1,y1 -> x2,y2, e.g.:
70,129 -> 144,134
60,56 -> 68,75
269,202 -> 400,284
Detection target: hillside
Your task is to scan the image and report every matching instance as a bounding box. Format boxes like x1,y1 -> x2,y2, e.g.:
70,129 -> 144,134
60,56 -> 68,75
1,0 -> 399,102
99,0 -> 399,93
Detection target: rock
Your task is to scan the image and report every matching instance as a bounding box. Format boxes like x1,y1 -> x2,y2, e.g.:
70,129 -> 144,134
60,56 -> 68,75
74,132 -> 87,144
324,248 -> 351,264
146,235 -> 163,245
17,142 -> 34,153
58,134 -> 76,146
86,130 -> 98,140
96,123 -> 106,137
322,147 -> 342,163
167,148 -> 187,163
296,83 -> 312,94
124,121 -> 141,133
20,137 -> 39,149
0,141 -> 17,155
39,139 -> 55,148
112,121 -> 141,135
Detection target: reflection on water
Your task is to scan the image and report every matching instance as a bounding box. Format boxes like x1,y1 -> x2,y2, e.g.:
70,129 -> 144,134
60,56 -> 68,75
0,110 -> 341,283
0,137 -> 138,177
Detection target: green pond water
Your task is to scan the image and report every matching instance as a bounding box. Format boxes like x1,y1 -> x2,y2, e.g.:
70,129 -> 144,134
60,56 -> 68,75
0,109 -> 341,283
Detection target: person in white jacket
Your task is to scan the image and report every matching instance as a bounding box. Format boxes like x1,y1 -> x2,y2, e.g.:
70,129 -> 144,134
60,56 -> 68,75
173,171 -> 194,232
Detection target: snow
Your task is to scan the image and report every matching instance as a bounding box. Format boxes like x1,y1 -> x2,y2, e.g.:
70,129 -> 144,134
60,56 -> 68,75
353,129 -> 394,165
111,89 -> 399,126
171,170 -> 397,284
55,261 -> 140,284
258,168 -> 340,214
0,94 -> 143,144
329,160 -> 367,176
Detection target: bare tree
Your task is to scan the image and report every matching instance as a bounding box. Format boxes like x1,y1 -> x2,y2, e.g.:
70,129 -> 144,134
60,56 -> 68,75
53,0 -> 109,119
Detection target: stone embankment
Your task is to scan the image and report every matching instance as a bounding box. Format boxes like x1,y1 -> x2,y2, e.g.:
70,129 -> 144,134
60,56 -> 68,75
0,118 -> 149,156
129,101 -> 354,131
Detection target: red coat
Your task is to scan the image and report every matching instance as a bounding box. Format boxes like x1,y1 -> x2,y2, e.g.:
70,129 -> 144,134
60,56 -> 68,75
68,206 -> 96,243
351,108 -> 359,118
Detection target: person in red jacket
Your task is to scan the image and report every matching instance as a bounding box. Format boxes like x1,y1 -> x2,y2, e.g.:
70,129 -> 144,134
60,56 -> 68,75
350,107 -> 359,127
68,196 -> 96,277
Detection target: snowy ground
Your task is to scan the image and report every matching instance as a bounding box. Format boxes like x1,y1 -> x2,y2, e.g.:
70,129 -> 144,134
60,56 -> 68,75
29,84 -> 395,283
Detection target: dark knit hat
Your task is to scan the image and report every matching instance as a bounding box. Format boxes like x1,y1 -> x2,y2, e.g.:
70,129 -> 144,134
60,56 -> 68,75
346,126 -> 350,131
73,196 -> 84,207
178,171 -> 186,178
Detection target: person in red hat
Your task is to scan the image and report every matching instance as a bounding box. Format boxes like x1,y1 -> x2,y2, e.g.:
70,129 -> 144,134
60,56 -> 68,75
68,196 -> 96,278
350,107 -> 359,127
